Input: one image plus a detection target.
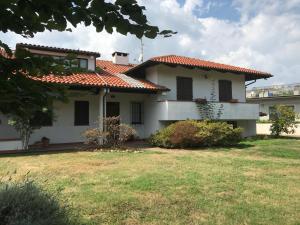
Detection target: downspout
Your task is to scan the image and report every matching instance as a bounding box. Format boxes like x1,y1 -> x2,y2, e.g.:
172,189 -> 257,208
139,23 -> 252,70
102,87 -> 109,132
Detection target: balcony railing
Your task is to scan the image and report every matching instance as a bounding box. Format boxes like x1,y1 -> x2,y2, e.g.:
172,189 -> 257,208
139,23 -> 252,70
156,100 -> 259,121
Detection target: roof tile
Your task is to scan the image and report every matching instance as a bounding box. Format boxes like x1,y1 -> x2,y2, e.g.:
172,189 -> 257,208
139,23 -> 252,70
149,55 -> 271,76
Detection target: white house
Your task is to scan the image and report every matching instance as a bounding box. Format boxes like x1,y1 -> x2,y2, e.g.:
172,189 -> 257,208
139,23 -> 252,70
247,84 -> 300,135
0,43 -> 272,149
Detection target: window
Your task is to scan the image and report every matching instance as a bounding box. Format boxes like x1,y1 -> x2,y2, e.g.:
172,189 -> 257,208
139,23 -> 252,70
219,80 -> 232,102
107,102 -> 120,117
269,105 -> 295,121
177,77 -> 193,101
131,102 -> 143,124
74,101 -> 89,126
78,58 -> 88,69
36,54 -> 89,70
30,109 -> 53,127
227,121 -> 238,129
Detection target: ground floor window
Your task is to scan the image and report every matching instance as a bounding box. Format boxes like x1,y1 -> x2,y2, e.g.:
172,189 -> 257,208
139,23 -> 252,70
74,101 -> 89,126
131,102 -> 143,124
227,121 -> 238,128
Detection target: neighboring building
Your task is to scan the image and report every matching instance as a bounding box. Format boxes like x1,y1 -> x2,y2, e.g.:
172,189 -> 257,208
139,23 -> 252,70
0,43 -> 272,149
247,83 -> 300,121
247,84 -> 300,136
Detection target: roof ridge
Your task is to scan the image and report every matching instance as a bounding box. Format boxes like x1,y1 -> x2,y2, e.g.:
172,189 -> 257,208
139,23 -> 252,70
17,43 -> 100,56
150,54 -> 270,75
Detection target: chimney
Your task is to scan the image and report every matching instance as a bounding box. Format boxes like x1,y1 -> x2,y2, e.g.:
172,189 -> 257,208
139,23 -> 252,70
112,51 -> 129,65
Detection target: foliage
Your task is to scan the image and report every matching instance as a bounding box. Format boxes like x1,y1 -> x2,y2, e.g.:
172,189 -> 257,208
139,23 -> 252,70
4,77 -> 67,150
270,105 -> 298,137
0,178 -> 81,225
0,0 -> 175,149
83,116 -> 136,148
150,120 -> 243,148
196,79 -> 224,119
0,0 -> 175,39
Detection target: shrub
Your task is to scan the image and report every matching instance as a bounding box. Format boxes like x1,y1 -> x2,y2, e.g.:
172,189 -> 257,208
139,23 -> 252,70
270,105 -> 298,137
82,116 -> 136,148
0,179 -> 80,225
150,120 -> 243,148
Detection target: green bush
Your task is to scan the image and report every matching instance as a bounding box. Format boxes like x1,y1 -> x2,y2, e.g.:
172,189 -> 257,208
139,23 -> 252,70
0,179 -> 81,225
150,120 -> 243,148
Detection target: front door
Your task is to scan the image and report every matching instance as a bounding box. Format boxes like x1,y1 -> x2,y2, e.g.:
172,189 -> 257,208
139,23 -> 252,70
106,102 -> 120,117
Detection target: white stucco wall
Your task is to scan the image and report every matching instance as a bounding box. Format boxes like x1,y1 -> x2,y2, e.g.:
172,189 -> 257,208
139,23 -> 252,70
156,101 -> 259,121
0,90 -> 102,145
248,97 -> 300,121
256,123 -> 300,136
0,114 -> 19,139
237,120 -> 257,137
146,65 -> 246,102
106,92 -> 155,138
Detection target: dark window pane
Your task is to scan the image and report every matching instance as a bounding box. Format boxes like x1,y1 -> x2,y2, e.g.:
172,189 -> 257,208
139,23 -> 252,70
177,77 -> 193,101
219,80 -> 232,102
74,101 -> 89,126
79,58 -> 88,69
107,102 -> 120,117
131,102 -> 143,124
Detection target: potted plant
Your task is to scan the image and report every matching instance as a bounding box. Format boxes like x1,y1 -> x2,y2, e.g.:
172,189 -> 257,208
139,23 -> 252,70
41,137 -> 50,148
194,98 -> 207,104
229,99 -> 239,103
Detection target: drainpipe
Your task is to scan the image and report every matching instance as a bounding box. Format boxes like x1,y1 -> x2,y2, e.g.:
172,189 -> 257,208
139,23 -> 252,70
102,87 -> 109,132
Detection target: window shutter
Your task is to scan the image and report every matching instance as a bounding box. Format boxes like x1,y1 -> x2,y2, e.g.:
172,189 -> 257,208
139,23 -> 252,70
131,102 -> 143,124
74,101 -> 89,126
219,80 -> 232,102
177,77 -> 193,101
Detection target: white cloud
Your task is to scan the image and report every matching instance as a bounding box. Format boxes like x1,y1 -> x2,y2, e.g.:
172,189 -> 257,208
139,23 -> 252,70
0,0 -> 299,87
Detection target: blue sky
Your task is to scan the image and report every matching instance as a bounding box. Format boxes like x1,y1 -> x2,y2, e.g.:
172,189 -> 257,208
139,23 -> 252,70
0,0 -> 299,87
177,0 -> 240,21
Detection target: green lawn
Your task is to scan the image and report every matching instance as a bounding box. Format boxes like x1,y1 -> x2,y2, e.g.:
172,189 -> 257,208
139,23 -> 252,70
1,138 -> 300,225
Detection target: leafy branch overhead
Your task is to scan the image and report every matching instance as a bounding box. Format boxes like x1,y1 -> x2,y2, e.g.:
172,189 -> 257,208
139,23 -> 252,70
0,0 -> 176,39
0,0 -> 175,150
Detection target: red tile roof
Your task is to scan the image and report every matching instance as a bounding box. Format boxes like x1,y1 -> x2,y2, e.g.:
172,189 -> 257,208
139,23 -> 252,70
17,43 -> 101,57
33,71 -> 166,91
126,55 -> 272,80
96,60 -> 135,74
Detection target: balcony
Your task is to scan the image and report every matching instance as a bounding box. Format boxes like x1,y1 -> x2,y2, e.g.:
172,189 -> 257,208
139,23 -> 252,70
156,100 -> 259,121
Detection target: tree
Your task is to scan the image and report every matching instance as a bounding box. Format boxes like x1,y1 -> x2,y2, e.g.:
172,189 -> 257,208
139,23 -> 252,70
270,105 -> 298,137
0,0 -> 175,149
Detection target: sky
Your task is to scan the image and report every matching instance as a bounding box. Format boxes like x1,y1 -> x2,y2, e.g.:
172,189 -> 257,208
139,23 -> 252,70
1,0 -> 300,88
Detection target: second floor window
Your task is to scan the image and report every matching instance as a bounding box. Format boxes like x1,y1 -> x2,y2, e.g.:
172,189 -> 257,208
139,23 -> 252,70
177,77 -> 193,101
219,80 -> 232,102
78,58 -> 88,69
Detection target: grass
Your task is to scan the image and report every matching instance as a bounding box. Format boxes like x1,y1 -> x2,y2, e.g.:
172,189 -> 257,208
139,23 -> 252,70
0,138 -> 300,225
